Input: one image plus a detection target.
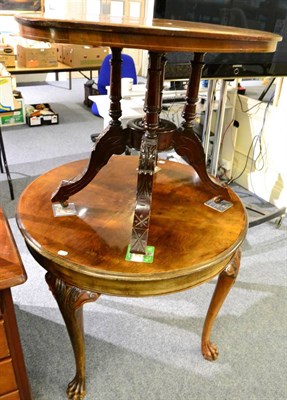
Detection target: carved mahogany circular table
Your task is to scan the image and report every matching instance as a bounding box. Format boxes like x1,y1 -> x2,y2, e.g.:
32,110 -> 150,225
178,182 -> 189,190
17,156 -> 247,399
15,13 -> 280,400
15,13 -> 280,254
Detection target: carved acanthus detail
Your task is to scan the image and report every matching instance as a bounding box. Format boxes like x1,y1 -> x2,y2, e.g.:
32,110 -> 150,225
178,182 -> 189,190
224,248 -> 241,279
45,272 -> 100,400
130,142 -> 156,254
138,135 -> 158,175
45,272 -> 100,311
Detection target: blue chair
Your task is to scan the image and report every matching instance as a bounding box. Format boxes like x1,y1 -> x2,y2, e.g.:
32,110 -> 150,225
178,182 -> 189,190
91,53 -> 137,117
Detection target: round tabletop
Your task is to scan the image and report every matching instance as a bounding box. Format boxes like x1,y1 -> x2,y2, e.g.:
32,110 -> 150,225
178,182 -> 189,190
16,156 -> 247,297
15,14 -> 281,53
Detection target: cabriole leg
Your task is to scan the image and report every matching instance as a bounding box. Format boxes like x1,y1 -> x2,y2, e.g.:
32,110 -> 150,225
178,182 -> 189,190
45,272 -> 100,399
201,248 -> 241,360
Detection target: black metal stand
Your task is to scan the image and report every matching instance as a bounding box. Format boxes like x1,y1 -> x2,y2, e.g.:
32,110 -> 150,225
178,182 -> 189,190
229,183 -> 285,228
0,126 -> 14,200
246,203 -> 286,228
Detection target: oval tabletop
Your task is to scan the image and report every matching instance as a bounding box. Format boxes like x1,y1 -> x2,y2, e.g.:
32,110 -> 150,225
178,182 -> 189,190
16,156 -> 247,296
15,13 -> 281,53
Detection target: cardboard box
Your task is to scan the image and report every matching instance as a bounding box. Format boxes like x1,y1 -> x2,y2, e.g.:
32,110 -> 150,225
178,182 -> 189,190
0,75 -> 14,112
55,44 -> 63,62
0,45 -> 15,68
26,103 -> 59,127
17,45 -> 58,68
62,45 -> 109,68
0,95 -> 25,126
54,43 -> 65,63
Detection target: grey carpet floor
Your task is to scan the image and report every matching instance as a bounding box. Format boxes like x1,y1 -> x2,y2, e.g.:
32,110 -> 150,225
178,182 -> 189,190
1,79 -> 286,400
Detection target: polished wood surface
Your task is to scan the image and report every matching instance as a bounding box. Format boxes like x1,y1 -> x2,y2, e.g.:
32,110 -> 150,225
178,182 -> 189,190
15,13 -> 280,255
17,156 -> 247,296
0,208 -> 26,290
0,209 -> 32,400
16,156 -> 247,399
15,14 -> 281,53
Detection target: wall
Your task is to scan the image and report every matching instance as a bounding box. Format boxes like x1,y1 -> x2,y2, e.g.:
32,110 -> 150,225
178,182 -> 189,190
0,0 -> 146,81
44,0 -> 145,75
231,79 -> 287,209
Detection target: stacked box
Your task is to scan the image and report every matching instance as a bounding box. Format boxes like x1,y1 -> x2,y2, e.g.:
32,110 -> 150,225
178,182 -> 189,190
17,45 -> 58,68
62,45 -> 109,68
0,45 -> 15,68
54,43 -> 64,63
0,75 -> 14,112
0,95 -> 25,126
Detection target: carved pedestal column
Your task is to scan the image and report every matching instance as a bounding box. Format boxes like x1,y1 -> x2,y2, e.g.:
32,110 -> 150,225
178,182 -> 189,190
129,51 -> 164,254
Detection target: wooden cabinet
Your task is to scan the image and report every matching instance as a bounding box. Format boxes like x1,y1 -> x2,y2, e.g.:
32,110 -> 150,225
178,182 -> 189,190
0,209 -> 32,400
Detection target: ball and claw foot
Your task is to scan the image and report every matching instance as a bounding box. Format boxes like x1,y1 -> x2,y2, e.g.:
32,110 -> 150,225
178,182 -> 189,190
202,340 -> 219,361
67,376 -> 85,400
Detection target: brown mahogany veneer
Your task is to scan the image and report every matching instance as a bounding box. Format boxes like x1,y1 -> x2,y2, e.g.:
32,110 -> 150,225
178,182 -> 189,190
17,156 -> 247,399
15,14 -> 281,255
15,14 -> 280,53
0,208 -> 32,400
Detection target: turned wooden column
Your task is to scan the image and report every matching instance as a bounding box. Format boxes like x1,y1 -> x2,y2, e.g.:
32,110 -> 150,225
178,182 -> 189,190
51,47 -> 128,205
173,52 -> 230,199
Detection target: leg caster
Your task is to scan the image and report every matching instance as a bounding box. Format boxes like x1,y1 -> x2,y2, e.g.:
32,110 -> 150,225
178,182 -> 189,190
201,248 -> 241,360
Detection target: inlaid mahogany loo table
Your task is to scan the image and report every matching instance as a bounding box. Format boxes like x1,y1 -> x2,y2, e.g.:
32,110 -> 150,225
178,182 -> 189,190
15,14 -> 281,400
